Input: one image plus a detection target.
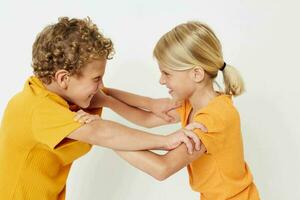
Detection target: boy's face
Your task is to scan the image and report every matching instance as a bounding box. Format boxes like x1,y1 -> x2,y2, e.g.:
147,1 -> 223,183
66,59 -> 106,108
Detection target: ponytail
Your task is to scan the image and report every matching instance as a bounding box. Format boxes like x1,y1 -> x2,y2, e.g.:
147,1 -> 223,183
222,64 -> 245,96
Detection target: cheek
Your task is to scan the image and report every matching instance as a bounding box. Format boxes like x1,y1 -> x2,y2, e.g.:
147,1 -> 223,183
73,83 -> 97,98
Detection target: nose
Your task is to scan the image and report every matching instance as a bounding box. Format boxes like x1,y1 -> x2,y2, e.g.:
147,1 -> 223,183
95,80 -> 104,93
159,74 -> 166,85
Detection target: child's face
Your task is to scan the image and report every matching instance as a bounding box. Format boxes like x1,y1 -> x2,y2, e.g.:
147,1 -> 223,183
66,59 -> 106,108
158,64 -> 195,102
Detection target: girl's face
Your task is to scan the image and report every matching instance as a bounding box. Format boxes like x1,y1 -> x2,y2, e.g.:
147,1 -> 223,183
158,64 -> 196,102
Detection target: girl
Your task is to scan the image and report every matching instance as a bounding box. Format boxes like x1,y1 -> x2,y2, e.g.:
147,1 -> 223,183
77,21 -> 260,200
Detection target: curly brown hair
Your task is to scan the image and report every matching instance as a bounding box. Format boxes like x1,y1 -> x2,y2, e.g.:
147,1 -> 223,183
32,17 -> 114,84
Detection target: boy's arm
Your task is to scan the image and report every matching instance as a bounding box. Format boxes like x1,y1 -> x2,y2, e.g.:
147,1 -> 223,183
67,119 -> 201,153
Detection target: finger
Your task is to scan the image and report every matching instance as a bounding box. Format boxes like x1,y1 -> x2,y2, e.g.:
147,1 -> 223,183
161,113 -> 174,122
85,118 -> 93,124
169,103 -> 181,110
167,103 -> 181,112
78,115 -> 91,123
74,112 -> 87,121
183,129 -> 201,151
186,122 -> 208,132
172,100 -> 182,108
181,135 -> 193,154
89,115 -> 100,121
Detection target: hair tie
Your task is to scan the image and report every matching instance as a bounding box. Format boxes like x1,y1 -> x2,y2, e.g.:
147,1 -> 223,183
220,62 -> 226,71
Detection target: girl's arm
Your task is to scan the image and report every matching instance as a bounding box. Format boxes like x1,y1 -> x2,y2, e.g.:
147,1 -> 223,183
113,122 -> 207,181
90,88 -> 180,128
115,141 -> 206,181
104,88 -> 181,122
106,95 -> 180,128
105,88 -> 153,110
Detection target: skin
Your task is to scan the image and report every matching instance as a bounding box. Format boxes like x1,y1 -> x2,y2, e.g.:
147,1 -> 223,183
43,58 -> 202,152
75,62 -> 219,181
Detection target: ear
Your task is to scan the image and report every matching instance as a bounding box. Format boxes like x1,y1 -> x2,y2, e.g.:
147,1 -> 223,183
190,67 -> 205,82
54,69 -> 70,89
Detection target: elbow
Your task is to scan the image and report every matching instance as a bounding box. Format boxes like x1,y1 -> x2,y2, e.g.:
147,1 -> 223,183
143,123 -> 156,129
153,164 -> 172,181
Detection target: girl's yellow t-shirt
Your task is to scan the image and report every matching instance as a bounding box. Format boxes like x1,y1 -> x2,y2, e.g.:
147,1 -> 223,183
0,76 -> 102,200
178,95 -> 260,200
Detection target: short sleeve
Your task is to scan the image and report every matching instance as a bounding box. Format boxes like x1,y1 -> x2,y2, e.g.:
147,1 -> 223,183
192,112 -> 225,154
32,98 -> 82,149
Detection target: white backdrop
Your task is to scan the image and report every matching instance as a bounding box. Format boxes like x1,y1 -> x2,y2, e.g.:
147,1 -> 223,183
0,0 -> 299,199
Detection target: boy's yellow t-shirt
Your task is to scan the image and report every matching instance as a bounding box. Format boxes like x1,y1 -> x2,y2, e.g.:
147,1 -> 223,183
178,95 -> 260,200
0,76 -> 102,200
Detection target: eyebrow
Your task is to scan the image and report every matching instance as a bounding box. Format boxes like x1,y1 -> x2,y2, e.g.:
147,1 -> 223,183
93,75 -> 102,79
161,69 -> 171,73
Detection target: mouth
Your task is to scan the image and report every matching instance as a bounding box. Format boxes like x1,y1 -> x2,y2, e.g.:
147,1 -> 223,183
88,94 -> 94,99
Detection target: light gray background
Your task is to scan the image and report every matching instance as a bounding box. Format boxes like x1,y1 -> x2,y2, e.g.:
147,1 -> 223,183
0,0 -> 299,199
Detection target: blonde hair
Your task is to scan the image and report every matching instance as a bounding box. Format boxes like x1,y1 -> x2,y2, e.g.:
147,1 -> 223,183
153,21 -> 244,96
32,17 -> 114,84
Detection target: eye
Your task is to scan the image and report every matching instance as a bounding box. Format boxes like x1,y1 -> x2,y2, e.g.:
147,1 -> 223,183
93,76 -> 102,82
163,71 -> 170,76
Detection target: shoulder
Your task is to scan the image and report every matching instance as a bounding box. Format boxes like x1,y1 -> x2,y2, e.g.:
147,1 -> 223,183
194,95 -> 240,132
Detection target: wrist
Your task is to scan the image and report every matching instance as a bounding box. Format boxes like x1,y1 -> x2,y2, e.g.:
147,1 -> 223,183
148,97 -> 156,112
102,87 -> 111,95
156,135 -> 171,151
105,96 -> 115,108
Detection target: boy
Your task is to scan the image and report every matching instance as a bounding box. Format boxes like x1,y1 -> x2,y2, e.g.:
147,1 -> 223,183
0,17 -> 203,199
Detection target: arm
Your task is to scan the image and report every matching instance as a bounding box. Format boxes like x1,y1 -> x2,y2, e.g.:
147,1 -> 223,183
105,88 -> 154,110
114,124 -> 207,181
106,95 -> 180,128
105,88 -> 181,122
115,142 -> 206,181
67,118 -> 197,152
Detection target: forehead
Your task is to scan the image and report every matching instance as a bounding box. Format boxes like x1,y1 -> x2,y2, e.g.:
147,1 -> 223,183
81,59 -> 106,76
158,62 -> 191,78
158,63 -> 173,72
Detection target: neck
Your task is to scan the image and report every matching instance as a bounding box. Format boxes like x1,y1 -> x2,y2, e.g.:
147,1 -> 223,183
188,83 -> 218,113
43,82 -> 68,100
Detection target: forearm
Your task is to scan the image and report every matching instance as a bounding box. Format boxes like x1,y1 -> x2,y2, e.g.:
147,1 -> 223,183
105,88 -> 153,110
92,119 -> 166,151
107,96 -> 168,128
115,150 -> 168,181
115,143 -> 206,181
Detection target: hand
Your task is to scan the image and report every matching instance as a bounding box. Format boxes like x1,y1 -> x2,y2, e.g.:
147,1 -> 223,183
150,98 -> 182,122
74,109 -> 101,124
164,122 -> 208,154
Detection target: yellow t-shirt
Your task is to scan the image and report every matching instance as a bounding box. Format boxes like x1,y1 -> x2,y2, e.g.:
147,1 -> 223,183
178,95 -> 260,200
0,76 -> 102,200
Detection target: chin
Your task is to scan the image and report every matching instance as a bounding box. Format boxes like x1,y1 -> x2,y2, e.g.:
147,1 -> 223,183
171,94 -> 185,102
78,101 -> 90,109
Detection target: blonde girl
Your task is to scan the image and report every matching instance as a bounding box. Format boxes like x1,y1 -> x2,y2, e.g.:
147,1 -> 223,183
77,21 -> 260,200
